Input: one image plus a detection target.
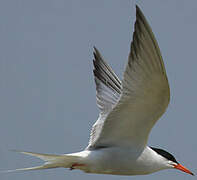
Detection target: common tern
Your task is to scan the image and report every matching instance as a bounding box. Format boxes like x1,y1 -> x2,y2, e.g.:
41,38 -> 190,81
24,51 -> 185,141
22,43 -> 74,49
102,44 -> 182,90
8,5 -> 194,176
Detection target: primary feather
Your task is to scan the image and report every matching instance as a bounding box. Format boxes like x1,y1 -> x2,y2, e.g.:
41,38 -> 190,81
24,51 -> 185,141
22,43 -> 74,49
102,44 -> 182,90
88,6 -> 170,149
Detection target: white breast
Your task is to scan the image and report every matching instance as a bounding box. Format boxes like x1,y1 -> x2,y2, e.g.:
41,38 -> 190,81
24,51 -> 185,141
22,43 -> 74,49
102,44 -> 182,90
77,146 -> 170,175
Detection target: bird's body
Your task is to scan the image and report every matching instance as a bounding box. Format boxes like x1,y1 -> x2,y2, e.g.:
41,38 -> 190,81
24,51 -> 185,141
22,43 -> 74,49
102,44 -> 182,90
7,5 -> 194,176
67,146 -> 170,175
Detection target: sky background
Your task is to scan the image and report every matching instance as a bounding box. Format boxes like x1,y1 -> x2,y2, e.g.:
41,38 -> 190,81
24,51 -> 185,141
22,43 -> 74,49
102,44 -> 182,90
0,0 -> 196,180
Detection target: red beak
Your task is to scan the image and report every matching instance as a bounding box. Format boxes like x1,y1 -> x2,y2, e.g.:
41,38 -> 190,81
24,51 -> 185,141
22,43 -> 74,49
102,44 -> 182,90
174,164 -> 194,176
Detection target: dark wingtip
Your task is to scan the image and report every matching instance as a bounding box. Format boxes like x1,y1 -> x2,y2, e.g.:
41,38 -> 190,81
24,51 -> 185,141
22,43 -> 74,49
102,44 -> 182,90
135,4 -> 143,18
136,4 -> 140,11
93,46 -> 99,58
93,46 -> 98,53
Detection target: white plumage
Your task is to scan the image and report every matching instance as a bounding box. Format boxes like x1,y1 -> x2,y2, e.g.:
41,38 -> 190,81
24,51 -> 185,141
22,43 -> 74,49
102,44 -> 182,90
6,5 -> 193,176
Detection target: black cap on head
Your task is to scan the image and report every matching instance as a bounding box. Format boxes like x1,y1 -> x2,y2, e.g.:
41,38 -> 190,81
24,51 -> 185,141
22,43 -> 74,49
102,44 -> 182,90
150,147 -> 178,164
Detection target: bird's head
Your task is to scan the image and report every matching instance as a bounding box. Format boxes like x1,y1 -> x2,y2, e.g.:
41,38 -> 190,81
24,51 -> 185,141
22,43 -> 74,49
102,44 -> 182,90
150,147 -> 194,176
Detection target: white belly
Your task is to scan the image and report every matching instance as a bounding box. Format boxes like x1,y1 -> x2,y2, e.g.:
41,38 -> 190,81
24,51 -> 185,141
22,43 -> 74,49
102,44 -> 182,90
75,146 -> 168,175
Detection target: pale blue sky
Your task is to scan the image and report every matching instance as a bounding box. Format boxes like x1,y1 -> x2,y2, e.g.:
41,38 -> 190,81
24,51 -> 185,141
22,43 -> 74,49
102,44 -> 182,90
0,0 -> 196,180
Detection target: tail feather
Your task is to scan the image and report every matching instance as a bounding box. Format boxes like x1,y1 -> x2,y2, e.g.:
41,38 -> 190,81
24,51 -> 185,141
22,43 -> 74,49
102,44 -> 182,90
3,150 -> 80,173
3,164 -> 56,173
10,150 -> 62,162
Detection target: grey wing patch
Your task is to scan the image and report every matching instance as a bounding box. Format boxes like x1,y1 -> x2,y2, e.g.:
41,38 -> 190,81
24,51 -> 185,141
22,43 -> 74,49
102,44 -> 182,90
88,114 -> 107,149
88,48 -> 122,147
88,6 -> 170,148
93,47 -> 122,114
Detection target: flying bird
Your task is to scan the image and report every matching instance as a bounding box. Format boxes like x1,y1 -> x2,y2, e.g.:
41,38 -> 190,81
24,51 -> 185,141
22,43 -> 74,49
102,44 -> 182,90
8,5 -> 194,176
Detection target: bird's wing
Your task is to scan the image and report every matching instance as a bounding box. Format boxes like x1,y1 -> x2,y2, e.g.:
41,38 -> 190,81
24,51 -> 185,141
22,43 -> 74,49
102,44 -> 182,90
93,47 -> 122,114
88,5 -> 170,149
88,48 -> 122,146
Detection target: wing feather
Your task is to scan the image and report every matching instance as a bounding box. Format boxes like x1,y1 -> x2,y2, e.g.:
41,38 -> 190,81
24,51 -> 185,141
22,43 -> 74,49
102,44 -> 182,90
93,47 -> 121,114
88,5 -> 170,149
88,48 -> 122,146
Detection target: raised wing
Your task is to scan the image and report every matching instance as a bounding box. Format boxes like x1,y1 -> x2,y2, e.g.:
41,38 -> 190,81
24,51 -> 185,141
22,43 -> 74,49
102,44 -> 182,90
88,47 -> 122,146
88,5 -> 170,149
93,47 -> 121,114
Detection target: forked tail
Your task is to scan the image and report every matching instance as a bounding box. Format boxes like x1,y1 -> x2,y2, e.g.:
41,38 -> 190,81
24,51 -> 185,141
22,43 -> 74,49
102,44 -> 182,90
4,150 -> 80,172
